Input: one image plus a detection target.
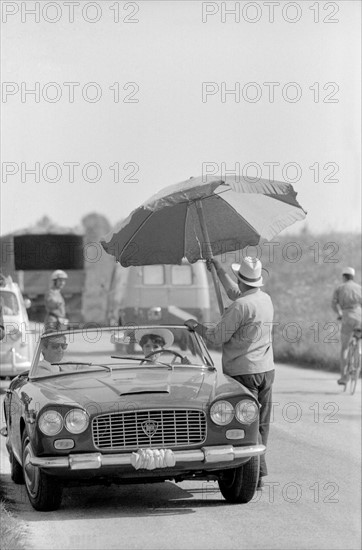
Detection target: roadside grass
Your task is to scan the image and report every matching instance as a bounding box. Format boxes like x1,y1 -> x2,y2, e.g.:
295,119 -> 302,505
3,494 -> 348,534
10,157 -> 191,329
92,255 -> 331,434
207,230 -> 361,372
0,418 -> 27,550
0,498 -> 27,550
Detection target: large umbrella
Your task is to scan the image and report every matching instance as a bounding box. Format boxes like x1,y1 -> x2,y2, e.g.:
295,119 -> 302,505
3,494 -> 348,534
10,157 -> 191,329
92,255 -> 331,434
101,175 -> 307,313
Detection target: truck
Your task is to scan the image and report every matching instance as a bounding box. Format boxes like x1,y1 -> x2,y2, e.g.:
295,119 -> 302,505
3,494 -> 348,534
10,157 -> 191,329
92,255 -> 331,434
0,232 -> 85,325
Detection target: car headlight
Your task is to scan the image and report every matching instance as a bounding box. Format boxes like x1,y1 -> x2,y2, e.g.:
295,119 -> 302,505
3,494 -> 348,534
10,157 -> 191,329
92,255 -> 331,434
64,409 -> 89,434
38,410 -> 63,436
235,399 -> 259,424
210,400 -> 234,426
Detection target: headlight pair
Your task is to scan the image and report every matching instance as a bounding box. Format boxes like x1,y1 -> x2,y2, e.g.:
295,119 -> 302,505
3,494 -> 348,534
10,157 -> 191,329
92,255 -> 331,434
38,409 -> 89,436
210,399 -> 258,426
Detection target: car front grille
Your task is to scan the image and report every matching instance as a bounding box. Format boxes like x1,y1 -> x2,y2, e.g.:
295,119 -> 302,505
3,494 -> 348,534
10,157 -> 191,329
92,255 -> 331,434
92,409 -> 207,450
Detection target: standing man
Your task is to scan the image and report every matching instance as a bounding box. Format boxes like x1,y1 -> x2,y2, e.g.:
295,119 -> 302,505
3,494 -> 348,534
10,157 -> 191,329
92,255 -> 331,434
332,266 -> 362,385
44,270 -> 69,330
185,256 -> 274,490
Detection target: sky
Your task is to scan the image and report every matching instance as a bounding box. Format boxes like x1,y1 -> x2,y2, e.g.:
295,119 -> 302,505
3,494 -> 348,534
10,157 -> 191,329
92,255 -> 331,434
1,0 -> 361,238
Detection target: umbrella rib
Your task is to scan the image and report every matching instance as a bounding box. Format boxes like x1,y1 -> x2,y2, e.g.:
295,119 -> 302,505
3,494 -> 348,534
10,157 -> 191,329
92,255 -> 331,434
118,209 -> 154,263
221,199 -> 259,234
189,191 -> 259,234
214,184 -> 306,212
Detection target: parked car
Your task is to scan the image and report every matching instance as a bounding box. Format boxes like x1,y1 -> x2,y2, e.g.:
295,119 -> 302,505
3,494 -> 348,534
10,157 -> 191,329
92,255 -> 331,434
0,274 -> 34,378
1,324 -> 265,511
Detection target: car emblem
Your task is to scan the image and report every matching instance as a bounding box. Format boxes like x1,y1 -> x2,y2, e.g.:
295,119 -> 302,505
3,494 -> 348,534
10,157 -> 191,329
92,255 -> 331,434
141,420 -> 158,437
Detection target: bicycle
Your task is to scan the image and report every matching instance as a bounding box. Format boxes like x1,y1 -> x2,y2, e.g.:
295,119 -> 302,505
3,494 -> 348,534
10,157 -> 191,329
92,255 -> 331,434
343,328 -> 362,395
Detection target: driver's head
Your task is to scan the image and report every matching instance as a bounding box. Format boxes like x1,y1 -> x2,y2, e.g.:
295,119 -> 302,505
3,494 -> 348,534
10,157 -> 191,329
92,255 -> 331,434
139,334 -> 165,359
41,334 -> 67,363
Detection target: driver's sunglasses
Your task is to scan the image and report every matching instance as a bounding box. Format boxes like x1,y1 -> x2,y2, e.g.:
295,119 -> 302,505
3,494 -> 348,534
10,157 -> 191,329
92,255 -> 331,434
50,343 -> 68,350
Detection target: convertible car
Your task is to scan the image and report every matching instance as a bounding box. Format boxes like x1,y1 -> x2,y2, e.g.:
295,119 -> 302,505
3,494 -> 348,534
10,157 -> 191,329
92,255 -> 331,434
1,325 -> 265,511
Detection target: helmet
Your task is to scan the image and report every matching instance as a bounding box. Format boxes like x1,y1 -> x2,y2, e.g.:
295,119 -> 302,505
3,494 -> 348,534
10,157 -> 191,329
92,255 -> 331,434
51,269 -> 68,281
342,267 -> 355,277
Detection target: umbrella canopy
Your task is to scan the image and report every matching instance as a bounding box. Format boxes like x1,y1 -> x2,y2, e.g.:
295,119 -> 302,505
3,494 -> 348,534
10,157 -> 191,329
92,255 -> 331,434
101,175 -> 307,266
101,175 -> 306,314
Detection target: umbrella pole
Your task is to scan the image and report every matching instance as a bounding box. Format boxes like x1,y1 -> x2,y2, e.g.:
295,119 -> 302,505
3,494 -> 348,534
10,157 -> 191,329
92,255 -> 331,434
195,200 -> 224,315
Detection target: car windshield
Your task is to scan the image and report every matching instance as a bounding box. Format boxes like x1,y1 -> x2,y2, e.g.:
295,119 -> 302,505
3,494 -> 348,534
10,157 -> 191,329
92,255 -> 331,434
31,326 -> 213,378
0,290 -> 20,316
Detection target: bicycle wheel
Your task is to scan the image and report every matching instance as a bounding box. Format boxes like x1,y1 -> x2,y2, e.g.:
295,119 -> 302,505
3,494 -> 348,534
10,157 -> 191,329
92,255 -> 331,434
350,341 -> 361,395
344,342 -> 354,392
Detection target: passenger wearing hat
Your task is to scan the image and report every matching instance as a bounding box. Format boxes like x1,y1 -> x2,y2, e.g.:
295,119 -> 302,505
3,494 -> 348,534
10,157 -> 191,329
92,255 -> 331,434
44,270 -> 69,330
135,328 -> 174,363
332,267 -> 362,385
134,328 -> 191,364
185,256 -> 274,489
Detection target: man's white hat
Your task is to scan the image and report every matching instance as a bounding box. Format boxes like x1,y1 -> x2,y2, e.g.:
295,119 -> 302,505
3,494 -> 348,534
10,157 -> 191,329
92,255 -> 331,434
134,328 -> 174,348
51,269 -> 68,280
342,266 -> 355,277
231,257 -> 263,287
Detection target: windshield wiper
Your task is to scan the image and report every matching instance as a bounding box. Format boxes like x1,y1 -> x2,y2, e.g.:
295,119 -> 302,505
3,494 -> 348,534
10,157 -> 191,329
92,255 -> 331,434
55,362 -> 92,366
55,362 -> 112,373
111,356 -> 170,368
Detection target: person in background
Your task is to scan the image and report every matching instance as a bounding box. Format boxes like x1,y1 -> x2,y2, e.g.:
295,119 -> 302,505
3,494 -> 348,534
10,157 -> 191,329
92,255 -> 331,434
185,256 -> 275,490
332,266 -> 362,385
44,270 -> 69,330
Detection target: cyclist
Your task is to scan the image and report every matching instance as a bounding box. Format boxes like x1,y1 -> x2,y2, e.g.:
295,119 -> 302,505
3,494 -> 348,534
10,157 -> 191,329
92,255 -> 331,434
332,267 -> 362,385
44,270 -> 69,330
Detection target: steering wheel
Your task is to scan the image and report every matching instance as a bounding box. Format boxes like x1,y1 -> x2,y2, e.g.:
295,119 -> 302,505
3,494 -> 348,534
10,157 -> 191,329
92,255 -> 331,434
140,349 -> 184,364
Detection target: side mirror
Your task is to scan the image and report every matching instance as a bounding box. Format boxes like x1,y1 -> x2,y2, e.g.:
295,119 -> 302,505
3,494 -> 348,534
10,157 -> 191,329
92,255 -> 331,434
111,332 -> 131,345
24,298 -> 31,309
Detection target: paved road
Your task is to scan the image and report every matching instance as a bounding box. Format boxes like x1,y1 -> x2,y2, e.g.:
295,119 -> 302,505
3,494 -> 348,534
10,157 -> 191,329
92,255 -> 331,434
0,359 -> 360,550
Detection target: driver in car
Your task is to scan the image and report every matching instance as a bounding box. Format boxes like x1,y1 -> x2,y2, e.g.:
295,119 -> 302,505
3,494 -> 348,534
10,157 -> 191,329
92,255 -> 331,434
136,328 -> 191,364
37,334 -> 68,376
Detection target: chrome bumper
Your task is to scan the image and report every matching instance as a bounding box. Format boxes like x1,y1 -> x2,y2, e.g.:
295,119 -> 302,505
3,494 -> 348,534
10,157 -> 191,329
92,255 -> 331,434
30,444 -> 266,471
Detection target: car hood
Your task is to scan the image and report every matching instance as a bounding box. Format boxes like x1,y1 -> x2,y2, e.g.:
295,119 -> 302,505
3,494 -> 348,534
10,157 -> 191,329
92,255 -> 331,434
33,366 -> 247,412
